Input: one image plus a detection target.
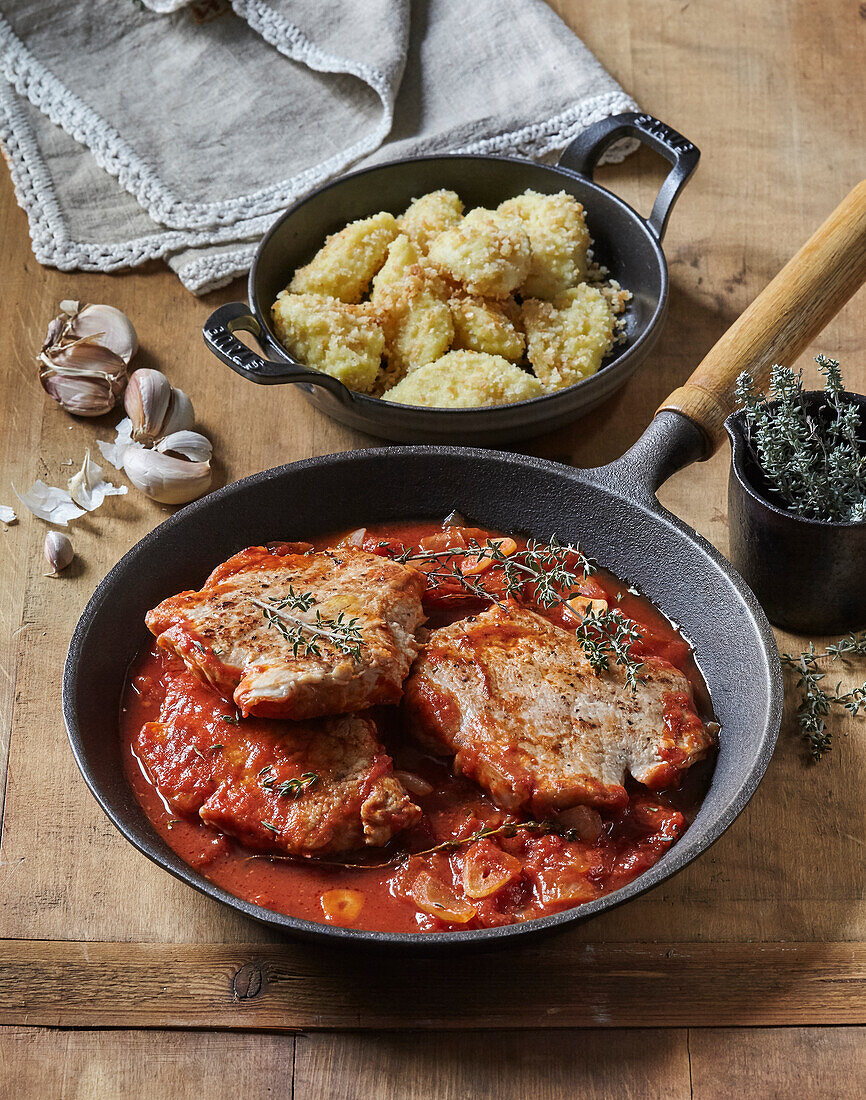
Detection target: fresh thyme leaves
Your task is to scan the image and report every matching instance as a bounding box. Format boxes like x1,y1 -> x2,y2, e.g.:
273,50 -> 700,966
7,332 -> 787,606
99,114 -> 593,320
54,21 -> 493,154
780,632 -> 866,760
574,606 -> 645,691
259,768 -> 319,798
268,585 -> 315,612
253,595 -> 363,661
246,819 -> 575,869
735,356 -> 866,522
261,822 -> 279,834
397,535 -> 644,690
220,713 -> 240,725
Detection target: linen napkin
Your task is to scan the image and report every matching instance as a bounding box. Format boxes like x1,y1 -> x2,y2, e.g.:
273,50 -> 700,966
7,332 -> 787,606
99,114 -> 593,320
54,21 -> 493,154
0,0 -> 637,294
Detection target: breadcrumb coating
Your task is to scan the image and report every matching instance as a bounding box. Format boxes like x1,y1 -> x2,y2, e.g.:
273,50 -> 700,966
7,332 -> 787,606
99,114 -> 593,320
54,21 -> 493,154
370,234 -> 421,307
498,189 -> 590,300
383,350 -> 543,408
449,294 -> 525,362
522,284 -> 615,391
288,212 -> 398,303
397,190 -> 464,253
427,208 -> 531,298
271,292 -> 384,393
373,263 -> 454,390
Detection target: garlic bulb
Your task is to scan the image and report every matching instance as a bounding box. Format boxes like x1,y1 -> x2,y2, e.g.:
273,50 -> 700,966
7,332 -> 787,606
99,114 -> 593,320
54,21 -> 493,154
122,446 -> 212,505
125,369 -> 172,443
43,531 -> 74,575
39,302 -> 137,417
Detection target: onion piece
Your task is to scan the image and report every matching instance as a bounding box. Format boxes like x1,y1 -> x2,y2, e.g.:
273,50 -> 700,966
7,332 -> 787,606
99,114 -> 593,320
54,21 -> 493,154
409,871 -> 476,923
442,509 -> 468,527
339,527 -> 367,547
320,888 -> 365,925
556,805 -> 603,842
393,769 -> 433,798
461,839 -> 522,899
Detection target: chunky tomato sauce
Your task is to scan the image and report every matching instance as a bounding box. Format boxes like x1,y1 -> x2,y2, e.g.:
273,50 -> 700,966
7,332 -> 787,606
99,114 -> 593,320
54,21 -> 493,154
121,519 -> 716,933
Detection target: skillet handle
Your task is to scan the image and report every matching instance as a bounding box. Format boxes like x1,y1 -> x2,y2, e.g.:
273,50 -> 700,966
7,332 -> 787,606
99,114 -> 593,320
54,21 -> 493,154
556,112 -> 700,241
658,180 -> 866,456
202,302 -> 351,399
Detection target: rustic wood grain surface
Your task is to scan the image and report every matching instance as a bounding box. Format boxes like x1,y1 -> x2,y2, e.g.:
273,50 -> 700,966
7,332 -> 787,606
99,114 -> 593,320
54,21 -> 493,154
1,0 -> 864,1095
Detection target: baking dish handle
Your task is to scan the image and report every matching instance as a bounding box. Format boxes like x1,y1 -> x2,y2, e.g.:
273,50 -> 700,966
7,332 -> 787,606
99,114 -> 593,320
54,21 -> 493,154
556,112 -> 700,242
202,302 -> 351,399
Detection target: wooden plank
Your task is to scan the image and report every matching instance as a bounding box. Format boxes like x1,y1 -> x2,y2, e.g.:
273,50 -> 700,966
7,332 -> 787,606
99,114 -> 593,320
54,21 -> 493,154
2,1025 -> 861,1099
0,941 -> 862,1031
0,1026 -> 295,1099
689,1026 -> 866,1100
294,1029 -> 692,1100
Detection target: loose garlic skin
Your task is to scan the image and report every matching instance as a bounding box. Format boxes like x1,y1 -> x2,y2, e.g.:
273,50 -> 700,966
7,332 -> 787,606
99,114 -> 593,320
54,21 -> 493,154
43,531 -> 74,575
125,369 -> 172,443
122,446 -> 212,505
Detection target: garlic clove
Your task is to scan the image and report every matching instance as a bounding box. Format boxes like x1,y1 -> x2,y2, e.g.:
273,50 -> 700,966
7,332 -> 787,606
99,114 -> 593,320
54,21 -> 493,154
160,387 -> 195,436
44,531 -> 74,576
68,449 -> 128,511
40,372 -> 116,417
122,444 -> 212,505
69,304 -> 138,364
125,368 -> 171,443
0,505 -> 18,525
155,430 -> 213,464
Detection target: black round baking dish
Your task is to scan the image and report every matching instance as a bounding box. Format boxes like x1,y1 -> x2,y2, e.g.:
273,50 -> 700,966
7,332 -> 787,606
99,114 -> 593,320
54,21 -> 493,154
203,112 -> 699,446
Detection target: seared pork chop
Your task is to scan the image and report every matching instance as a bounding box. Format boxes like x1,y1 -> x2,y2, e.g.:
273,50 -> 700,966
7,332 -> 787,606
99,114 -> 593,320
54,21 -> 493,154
135,668 -> 421,855
404,603 -> 714,815
146,544 -> 426,720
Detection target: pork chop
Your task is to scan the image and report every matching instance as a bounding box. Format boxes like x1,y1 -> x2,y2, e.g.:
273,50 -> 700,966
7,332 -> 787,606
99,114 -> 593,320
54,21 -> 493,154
146,544 -> 426,720
403,603 -> 714,816
135,668 -> 421,855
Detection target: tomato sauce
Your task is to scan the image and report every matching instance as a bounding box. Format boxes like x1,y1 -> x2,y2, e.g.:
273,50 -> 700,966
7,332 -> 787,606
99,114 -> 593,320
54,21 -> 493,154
121,519 -> 716,933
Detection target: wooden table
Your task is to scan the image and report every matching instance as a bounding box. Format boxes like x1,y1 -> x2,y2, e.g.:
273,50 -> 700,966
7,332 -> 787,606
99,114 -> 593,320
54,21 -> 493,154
1,1 -> 864,1095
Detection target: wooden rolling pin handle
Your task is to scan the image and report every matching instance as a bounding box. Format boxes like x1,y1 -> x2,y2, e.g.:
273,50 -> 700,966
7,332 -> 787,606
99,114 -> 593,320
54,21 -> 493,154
658,180 -> 866,456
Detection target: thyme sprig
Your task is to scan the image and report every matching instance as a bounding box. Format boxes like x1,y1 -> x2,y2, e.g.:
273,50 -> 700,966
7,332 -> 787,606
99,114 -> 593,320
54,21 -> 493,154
258,765 -> 319,798
735,356 -> 866,522
253,595 -> 363,661
780,631 -> 866,760
246,819 -> 574,869
395,535 -> 644,690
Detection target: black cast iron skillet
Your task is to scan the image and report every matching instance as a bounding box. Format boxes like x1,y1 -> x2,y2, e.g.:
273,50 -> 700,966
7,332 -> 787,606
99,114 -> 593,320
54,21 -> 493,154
65,189 -> 865,949
202,112 -> 699,445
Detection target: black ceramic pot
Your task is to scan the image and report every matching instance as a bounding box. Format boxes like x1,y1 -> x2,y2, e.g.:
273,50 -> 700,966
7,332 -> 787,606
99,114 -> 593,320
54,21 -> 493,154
727,393 -> 866,634
203,112 -> 699,445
